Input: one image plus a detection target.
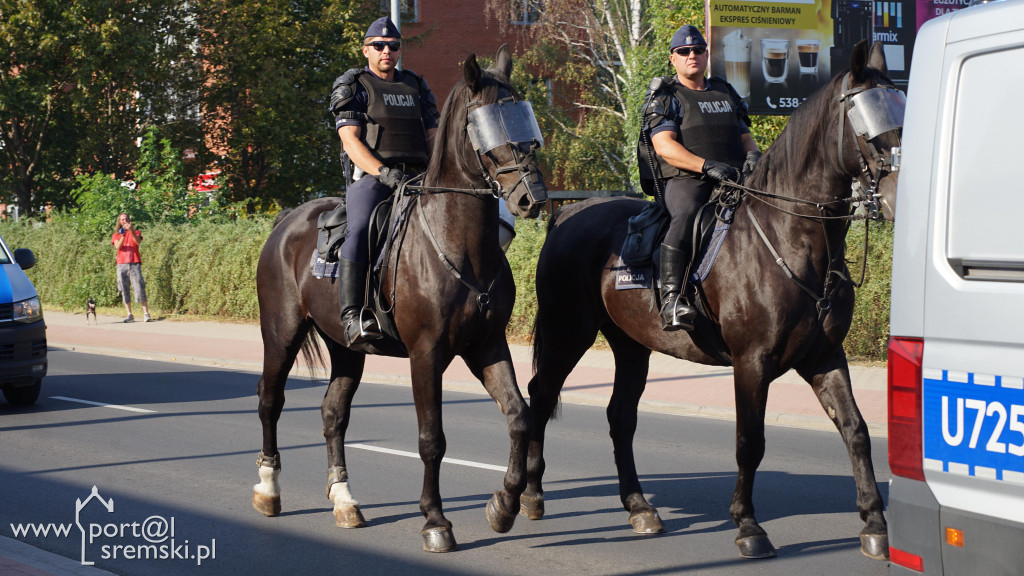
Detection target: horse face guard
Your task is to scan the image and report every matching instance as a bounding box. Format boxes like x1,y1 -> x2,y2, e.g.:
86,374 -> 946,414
466,92 -> 548,218
838,76 -> 906,220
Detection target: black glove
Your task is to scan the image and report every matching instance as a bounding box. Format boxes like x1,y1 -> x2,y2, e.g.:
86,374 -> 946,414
376,166 -> 407,191
742,150 -> 762,177
701,160 -> 738,183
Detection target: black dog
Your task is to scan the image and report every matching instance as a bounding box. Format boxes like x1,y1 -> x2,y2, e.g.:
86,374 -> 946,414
86,298 -> 97,325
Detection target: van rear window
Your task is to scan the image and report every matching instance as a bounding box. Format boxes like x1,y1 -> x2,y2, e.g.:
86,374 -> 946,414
947,46 -> 1024,281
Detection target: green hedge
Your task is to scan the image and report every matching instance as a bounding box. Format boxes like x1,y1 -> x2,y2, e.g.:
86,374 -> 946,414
1,219 -> 271,320
0,214 -> 892,360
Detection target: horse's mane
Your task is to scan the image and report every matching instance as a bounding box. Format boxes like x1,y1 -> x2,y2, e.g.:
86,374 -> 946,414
745,65 -> 891,191
423,66 -> 512,186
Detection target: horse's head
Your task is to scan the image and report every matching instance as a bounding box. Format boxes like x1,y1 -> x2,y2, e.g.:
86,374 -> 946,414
426,44 -> 548,219
839,40 -> 905,221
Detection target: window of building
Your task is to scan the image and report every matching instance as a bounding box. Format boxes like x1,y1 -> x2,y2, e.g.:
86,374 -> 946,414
511,0 -> 541,25
379,0 -> 418,23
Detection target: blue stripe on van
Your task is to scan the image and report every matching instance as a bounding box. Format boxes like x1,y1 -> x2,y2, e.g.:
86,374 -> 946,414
923,369 -> 1024,483
0,265 -> 13,305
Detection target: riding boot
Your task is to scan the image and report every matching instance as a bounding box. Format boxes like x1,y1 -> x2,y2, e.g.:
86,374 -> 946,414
658,244 -> 697,332
338,258 -> 383,347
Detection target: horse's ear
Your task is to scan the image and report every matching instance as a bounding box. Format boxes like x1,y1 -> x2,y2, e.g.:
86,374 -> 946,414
849,39 -> 870,82
495,43 -> 513,80
867,42 -> 889,77
464,54 -> 481,92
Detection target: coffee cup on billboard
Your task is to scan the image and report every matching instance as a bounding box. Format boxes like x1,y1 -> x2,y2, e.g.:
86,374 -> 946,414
722,30 -> 752,99
797,38 -> 820,75
760,39 -> 789,84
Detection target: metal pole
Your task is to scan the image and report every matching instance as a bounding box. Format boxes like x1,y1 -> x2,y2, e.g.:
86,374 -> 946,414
391,0 -> 402,71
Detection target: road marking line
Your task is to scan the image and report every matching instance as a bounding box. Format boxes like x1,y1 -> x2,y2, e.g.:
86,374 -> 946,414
50,396 -> 157,414
347,442 -> 506,472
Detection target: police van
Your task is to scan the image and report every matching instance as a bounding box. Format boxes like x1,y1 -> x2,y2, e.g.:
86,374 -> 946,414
887,1 -> 1024,574
0,231 -> 46,405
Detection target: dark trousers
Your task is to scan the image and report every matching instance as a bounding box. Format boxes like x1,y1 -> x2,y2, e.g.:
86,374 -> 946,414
659,176 -> 715,254
339,175 -> 393,263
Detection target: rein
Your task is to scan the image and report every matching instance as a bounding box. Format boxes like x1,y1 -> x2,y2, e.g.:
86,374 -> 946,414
713,73 -> 898,317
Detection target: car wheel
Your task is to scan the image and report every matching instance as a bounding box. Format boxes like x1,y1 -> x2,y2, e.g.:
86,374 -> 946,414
3,379 -> 42,406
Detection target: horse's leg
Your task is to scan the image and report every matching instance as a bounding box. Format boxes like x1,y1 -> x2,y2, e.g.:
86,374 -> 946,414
322,339 -> 367,528
729,359 -> 777,558
522,313 -> 599,521
461,340 -> 529,534
253,321 -> 309,517
603,326 -> 662,534
798,348 -> 889,560
408,349 -> 458,552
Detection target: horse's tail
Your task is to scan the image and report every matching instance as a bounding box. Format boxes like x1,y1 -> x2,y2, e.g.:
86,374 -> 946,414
530,295 -> 562,420
297,325 -> 327,380
273,208 -> 294,229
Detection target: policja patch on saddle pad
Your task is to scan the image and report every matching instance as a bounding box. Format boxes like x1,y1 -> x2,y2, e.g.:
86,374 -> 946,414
310,250 -> 340,279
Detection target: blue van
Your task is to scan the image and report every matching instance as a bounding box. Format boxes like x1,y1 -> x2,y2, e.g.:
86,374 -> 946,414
0,231 -> 47,405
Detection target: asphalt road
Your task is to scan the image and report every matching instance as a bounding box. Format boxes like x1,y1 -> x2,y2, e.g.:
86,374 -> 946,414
1,350 -> 893,575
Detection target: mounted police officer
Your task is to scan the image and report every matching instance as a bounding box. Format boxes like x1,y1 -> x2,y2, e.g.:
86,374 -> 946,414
638,25 -> 761,332
329,16 -> 439,348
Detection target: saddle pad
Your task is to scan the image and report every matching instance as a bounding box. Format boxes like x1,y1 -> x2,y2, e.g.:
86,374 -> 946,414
310,250 -> 340,279
614,220 -> 732,291
691,220 -> 731,283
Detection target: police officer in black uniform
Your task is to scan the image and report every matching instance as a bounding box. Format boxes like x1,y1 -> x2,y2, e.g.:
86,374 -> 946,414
328,16 -> 439,348
638,25 -> 761,331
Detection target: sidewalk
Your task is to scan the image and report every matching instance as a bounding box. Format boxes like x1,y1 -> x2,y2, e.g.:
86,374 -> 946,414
3,309 -> 889,575
40,309 -> 888,437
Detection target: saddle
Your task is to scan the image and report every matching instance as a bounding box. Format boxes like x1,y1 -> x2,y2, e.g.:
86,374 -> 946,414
618,189 -> 739,365
313,194 -> 412,358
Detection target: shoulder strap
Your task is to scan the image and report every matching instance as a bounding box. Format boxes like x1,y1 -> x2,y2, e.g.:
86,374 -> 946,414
329,67 -> 364,115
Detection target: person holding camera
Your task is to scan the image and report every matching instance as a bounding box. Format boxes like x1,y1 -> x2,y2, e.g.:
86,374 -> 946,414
111,213 -> 151,323
328,16 -> 439,348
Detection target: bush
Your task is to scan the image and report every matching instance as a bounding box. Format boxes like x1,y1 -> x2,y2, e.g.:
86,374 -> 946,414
0,218 -> 271,319
1,210 -> 894,361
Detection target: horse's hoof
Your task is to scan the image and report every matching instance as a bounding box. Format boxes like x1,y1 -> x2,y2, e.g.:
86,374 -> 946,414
520,493 -> 544,520
252,492 -> 281,517
629,509 -> 665,535
736,534 -> 777,559
422,527 -> 458,553
860,533 -> 889,560
486,492 -> 517,533
334,505 -> 366,528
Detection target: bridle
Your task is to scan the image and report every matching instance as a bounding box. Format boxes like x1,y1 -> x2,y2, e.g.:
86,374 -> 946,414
717,72 -> 905,318
388,78 -> 544,313
835,72 -> 904,220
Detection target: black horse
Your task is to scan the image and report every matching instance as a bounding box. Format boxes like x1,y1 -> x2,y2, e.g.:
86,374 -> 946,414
252,45 -> 547,553
522,41 -> 901,560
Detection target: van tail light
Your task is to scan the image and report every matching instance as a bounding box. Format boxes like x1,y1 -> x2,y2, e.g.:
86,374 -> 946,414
888,336 -> 925,481
890,545 -> 925,572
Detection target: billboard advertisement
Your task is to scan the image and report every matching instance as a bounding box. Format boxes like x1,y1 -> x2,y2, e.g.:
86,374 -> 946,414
707,0 -> 970,115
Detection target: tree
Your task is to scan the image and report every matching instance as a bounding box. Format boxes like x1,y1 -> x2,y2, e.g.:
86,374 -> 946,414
199,0 -> 374,208
499,0 -> 785,191
1,0 -> 201,216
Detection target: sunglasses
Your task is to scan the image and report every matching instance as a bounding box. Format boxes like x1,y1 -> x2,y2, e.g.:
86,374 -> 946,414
366,41 -> 401,52
673,46 -> 707,56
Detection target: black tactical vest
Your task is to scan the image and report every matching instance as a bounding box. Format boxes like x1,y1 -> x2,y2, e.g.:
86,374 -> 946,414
359,72 -> 429,164
641,78 -> 747,181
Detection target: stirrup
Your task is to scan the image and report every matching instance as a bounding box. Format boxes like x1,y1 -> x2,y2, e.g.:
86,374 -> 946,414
356,307 -> 383,340
661,295 -> 696,332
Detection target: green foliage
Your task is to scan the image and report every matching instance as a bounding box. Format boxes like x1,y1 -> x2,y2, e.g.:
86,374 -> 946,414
1,214 -> 895,360
199,0 -> 372,207
0,218 -> 271,319
845,221 -> 894,361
